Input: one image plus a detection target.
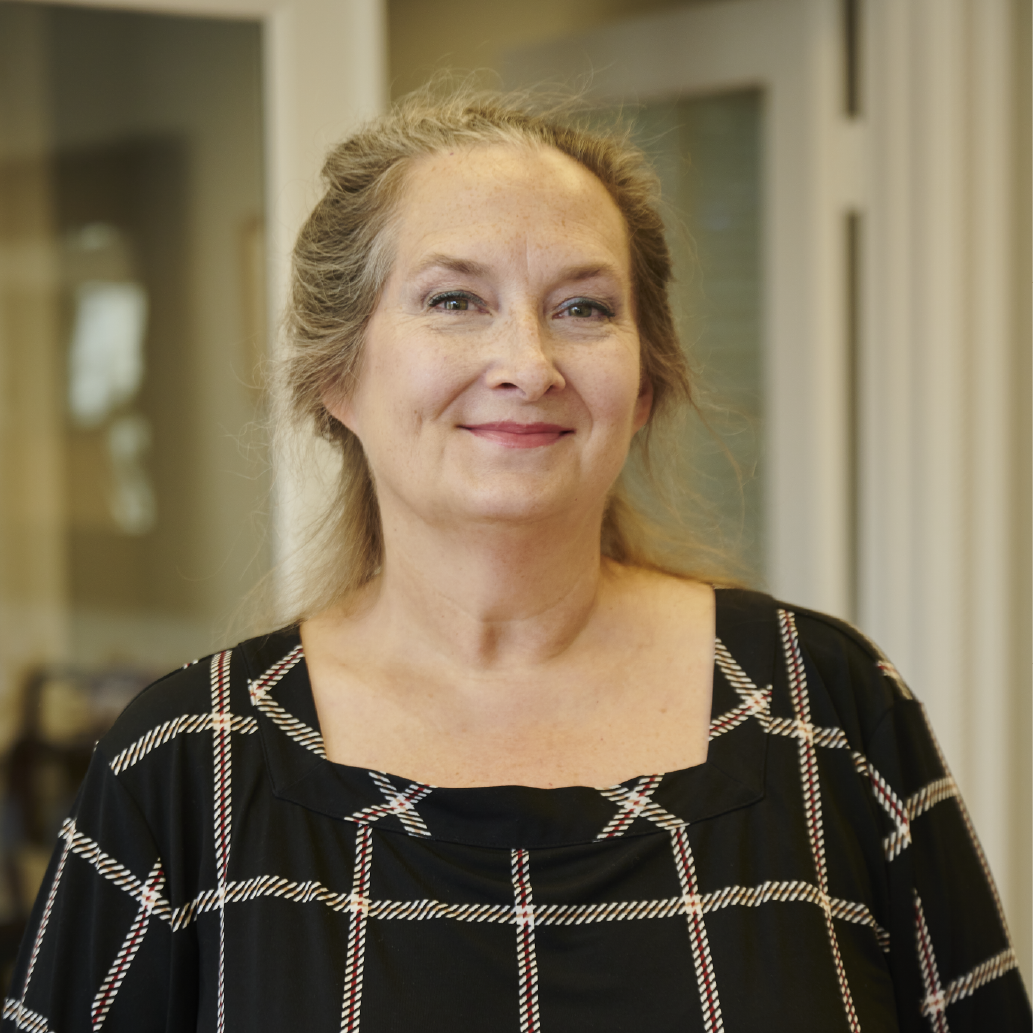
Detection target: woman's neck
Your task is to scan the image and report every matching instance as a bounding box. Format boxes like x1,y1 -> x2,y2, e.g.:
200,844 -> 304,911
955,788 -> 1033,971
324,504 -> 613,673
299,508 -> 717,788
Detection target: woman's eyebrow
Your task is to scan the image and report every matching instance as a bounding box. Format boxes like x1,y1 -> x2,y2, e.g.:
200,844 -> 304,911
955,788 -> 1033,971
558,263 -> 622,285
411,255 -> 624,285
412,254 -> 490,278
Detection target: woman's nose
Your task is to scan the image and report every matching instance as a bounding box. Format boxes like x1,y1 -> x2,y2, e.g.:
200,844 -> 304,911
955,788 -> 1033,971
484,310 -> 566,400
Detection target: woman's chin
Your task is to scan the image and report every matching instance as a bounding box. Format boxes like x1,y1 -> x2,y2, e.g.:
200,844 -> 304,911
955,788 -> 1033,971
426,486 -> 589,530
384,466 -> 614,531
441,501 -> 569,528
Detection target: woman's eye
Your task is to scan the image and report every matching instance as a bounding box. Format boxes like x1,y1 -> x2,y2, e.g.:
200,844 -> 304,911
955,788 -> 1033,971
559,299 -> 613,320
429,292 -> 477,312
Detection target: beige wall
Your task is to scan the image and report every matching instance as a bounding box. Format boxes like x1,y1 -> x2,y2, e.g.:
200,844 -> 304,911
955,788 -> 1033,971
1008,0 -> 1031,987
388,0 -> 692,98
0,3 -> 69,745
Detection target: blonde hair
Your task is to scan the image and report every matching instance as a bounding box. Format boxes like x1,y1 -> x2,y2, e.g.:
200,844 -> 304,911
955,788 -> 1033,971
278,81 -> 738,623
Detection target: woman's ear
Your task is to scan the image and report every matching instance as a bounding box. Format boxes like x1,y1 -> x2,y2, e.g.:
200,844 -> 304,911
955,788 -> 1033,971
321,379 -> 358,435
633,376 -> 654,432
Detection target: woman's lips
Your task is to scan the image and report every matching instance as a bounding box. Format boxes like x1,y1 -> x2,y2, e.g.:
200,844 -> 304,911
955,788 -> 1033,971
460,421 -> 574,449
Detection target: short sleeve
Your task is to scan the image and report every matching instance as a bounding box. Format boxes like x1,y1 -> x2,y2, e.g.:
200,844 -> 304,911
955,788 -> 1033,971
2,748 -> 198,1033
862,687 -> 1031,1031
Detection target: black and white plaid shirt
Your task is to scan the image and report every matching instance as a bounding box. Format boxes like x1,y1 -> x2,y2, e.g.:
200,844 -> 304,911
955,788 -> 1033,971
3,590 -> 1029,1032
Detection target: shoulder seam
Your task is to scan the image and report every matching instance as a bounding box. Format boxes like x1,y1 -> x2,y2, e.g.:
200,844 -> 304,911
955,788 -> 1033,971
779,601 -> 914,702
780,604 -> 880,660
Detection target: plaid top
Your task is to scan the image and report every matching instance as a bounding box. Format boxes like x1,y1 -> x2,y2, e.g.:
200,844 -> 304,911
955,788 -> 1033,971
3,590 -> 1029,1033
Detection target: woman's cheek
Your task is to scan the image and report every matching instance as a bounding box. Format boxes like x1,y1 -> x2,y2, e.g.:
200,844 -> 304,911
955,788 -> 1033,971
581,357 -> 645,428
404,343 -> 480,414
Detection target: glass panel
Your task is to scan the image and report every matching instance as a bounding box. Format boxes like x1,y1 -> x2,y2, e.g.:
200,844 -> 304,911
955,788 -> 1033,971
626,91 -> 765,582
0,0 -> 266,933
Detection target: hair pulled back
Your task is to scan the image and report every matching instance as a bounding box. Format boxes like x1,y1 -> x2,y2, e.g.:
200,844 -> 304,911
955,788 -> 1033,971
280,81 -> 710,621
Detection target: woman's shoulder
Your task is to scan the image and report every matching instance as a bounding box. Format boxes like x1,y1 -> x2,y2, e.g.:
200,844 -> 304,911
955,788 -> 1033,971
714,585 -> 904,675
713,586 -> 915,741
95,627 -> 302,768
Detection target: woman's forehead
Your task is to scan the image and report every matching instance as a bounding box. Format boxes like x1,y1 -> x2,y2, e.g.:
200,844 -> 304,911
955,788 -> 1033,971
408,142 -> 602,193
390,143 -> 630,273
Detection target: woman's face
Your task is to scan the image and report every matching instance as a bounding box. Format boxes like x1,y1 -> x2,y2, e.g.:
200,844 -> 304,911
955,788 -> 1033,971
327,143 -> 652,534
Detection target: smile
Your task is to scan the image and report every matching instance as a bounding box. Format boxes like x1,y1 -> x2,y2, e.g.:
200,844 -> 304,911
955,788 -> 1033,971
459,421 -> 575,449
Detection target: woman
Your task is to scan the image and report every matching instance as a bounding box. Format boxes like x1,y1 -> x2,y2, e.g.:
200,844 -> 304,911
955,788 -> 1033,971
3,88 -> 1028,1033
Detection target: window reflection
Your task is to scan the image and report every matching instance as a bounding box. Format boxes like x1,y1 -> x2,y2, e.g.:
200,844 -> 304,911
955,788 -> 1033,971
68,279 -> 148,429
0,0 -> 267,951
625,91 -> 764,582
65,223 -> 156,536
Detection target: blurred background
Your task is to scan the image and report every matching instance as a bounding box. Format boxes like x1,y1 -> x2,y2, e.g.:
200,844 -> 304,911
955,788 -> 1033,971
0,0 -> 1029,990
